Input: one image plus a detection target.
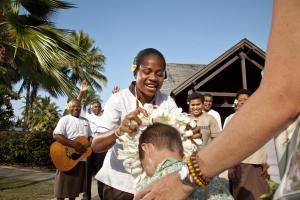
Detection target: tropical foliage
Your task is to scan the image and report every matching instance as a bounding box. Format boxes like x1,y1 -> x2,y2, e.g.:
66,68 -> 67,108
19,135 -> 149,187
0,86 -> 18,130
67,31 -> 107,91
0,0 -> 107,129
0,130 -> 54,167
0,0 -> 84,97
25,96 -> 61,131
64,31 -> 106,111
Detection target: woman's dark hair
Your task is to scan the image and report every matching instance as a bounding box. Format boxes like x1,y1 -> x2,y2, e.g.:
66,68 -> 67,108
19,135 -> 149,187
236,89 -> 252,99
138,123 -> 184,160
187,92 -> 204,103
133,48 -> 166,76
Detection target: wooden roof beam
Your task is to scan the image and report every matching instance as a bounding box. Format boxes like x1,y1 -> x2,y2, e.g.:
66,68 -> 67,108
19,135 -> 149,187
239,52 -> 247,89
197,91 -> 236,97
241,52 -> 264,70
194,55 -> 240,90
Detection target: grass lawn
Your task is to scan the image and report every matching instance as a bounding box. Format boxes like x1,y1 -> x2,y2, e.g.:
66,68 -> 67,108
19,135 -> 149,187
0,177 -> 54,200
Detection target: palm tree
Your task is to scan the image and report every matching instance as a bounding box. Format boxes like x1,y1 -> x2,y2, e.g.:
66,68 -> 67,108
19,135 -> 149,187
66,30 -> 107,92
81,88 -> 102,112
26,95 -> 61,131
1,1 -> 99,129
62,31 -> 106,113
0,0 -> 87,97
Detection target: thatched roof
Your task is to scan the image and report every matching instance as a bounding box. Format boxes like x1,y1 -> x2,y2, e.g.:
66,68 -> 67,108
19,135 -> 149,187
161,63 -> 206,94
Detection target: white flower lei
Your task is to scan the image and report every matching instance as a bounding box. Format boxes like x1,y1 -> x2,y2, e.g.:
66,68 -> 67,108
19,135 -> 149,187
116,101 -> 202,185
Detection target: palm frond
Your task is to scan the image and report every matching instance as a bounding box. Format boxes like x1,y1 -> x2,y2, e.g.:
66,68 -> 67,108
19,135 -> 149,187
20,0 -> 75,20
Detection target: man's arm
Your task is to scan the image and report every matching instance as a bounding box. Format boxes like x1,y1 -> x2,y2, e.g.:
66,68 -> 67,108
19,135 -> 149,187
53,134 -> 86,153
77,80 -> 88,102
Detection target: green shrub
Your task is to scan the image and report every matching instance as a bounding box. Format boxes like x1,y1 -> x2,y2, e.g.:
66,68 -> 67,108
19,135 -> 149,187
0,131 -> 54,168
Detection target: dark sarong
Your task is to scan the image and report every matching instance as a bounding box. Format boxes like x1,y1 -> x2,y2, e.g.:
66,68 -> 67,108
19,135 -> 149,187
229,163 -> 270,200
85,151 -> 107,199
103,184 -> 134,200
54,161 -> 86,198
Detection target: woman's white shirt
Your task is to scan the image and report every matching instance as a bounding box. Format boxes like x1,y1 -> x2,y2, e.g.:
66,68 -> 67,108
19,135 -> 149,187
95,88 -> 177,194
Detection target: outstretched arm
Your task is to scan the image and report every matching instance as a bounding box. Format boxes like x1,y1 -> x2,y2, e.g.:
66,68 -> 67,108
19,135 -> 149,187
77,80 -> 88,102
134,1 -> 300,199
198,0 -> 300,177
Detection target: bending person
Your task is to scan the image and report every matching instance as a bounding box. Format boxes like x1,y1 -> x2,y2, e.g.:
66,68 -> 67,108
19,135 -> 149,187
134,0 -> 300,199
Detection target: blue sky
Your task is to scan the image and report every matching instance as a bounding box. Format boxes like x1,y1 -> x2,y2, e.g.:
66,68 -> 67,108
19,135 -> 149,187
12,0 -> 273,117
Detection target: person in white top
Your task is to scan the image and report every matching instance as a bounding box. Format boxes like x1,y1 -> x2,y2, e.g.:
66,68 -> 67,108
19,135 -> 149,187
203,93 -> 222,130
53,99 -> 93,200
76,81 -> 110,200
91,48 -> 178,200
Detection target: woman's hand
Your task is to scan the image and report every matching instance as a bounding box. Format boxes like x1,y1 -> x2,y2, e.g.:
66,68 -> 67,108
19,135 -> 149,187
134,172 -> 194,200
119,107 -> 148,135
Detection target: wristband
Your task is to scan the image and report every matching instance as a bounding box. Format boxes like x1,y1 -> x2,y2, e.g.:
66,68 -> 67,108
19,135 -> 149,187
114,127 -> 123,138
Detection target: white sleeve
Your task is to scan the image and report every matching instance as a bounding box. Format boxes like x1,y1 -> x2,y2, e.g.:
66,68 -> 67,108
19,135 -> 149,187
166,95 -> 178,112
223,115 -> 232,129
215,112 -> 223,130
80,109 -> 86,118
97,93 -> 122,132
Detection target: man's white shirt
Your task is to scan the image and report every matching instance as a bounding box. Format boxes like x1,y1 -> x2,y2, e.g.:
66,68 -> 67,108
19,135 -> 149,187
80,110 -> 107,136
207,109 -> 222,130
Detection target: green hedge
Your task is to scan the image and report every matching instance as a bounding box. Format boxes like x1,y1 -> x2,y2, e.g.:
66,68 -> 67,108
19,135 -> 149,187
0,131 -> 55,168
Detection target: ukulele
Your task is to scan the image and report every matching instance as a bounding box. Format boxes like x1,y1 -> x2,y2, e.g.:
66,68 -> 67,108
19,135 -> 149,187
50,136 -> 92,172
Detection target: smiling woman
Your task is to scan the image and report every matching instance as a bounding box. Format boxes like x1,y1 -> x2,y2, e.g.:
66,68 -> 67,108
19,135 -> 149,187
91,48 -> 178,200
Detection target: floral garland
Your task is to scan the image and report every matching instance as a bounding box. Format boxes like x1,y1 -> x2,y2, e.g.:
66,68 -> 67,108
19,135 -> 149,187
116,101 -> 202,185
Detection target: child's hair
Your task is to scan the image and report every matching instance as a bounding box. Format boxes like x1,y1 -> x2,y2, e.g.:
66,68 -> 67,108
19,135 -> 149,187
133,48 -> 166,76
138,122 -> 184,160
203,93 -> 213,100
187,92 -> 204,103
236,89 -> 252,99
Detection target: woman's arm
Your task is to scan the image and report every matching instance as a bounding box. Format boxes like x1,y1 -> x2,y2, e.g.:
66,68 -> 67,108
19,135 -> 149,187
53,134 -> 86,153
91,129 -> 119,152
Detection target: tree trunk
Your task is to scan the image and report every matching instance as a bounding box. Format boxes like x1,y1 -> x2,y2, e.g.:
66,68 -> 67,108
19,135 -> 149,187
23,83 -> 31,131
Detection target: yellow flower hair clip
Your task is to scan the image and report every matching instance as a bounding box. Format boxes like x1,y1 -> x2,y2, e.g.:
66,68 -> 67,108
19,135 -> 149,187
131,64 -> 137,72
233,99 -> 238,107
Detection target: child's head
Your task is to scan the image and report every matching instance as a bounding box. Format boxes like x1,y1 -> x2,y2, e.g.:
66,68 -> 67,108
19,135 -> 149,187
187,92 -> 204,117
138,122 -> 184,176
132,48 -> 166,100
235,89 -> 252,110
